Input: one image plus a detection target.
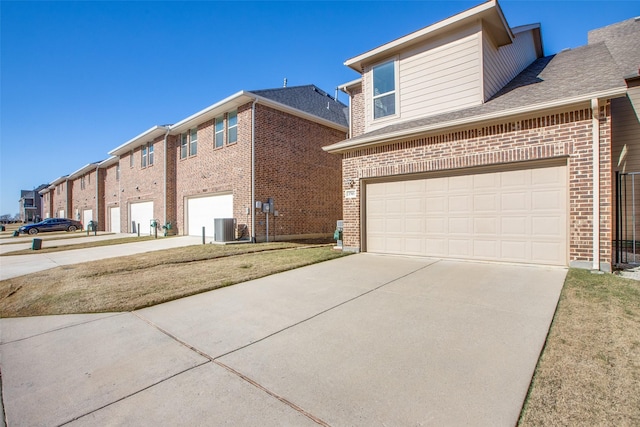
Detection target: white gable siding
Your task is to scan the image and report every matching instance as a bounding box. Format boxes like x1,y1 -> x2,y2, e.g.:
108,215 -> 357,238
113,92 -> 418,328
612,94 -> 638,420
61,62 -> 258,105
482,28 -> 538,101
363,24 -> 482,132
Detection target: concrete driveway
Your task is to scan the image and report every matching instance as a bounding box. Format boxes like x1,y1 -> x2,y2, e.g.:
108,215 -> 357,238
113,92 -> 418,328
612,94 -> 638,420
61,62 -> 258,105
0,254 -> 567,426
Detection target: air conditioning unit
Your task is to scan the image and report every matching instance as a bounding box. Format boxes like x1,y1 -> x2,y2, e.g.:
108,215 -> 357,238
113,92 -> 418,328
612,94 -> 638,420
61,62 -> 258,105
214,218 -> 235,242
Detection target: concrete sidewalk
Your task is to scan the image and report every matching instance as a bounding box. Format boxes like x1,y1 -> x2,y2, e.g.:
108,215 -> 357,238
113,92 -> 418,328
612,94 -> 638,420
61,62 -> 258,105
0,236 -> 203,280
0,233 -> 132,254
0,254 -> 567,426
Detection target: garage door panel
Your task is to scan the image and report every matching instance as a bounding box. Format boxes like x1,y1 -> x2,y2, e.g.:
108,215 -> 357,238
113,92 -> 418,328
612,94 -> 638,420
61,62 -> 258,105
474,194 -> 498,212
449,239 -> 471,256
449,217 -> 470,234
366,164 -> 567,266
187,194 -> 233,237
130,202 -> 154,235
502,217 -> 527,235
110,207 -> 121,233
501,241 -> 528,261
449,195 -> 471,213
502,192 -> 528,211
474,217 -> 498,234
474,240 -> 499,258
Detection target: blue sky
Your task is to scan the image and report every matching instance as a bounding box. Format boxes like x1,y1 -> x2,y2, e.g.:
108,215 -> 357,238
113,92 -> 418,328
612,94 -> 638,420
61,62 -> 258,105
1,0 -> 638,216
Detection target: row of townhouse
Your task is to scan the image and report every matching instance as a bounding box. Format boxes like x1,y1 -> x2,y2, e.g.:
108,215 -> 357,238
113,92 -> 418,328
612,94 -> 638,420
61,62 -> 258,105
37,0 -> 640,272
40,85 -> 348,242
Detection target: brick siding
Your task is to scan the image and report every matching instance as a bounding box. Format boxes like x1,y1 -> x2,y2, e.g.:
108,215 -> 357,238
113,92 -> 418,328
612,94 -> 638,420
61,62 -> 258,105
254,104 -> 345,241
341,105 -> 612,267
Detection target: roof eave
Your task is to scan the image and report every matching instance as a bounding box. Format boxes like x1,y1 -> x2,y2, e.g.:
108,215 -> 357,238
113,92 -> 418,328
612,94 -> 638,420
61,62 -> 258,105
344,0 -> 512,71
324,86 -> 627,153
108,125 -> 171,157
169,91 -> 255,134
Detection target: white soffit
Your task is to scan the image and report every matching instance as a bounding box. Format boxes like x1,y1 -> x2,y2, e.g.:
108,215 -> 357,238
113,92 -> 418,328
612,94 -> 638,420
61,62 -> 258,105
344,0 -> 513,71
109,125 -> 170,156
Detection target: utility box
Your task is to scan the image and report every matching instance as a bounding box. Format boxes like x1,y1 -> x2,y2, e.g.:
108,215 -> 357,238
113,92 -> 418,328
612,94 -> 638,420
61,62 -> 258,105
214,218 -> 235,242
334,220 -> 344,249
32,238 -> 42,250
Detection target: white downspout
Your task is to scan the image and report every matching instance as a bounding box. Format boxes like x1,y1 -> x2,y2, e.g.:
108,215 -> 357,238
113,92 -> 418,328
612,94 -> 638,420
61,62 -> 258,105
592,98 -> 601,270
163,127 -> 171,227
95,164 -> 100,229
251,98 -> 258,242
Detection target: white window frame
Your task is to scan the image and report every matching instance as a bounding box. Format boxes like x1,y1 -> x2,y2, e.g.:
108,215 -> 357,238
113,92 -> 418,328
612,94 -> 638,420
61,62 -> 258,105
215,116 -> 224,148
148,142 -> 154,165
141,145 -> 148,168
189,128 -> 198,156
180,132 -> 188,159
371,59 -> 398,121
227,110 -> 238,144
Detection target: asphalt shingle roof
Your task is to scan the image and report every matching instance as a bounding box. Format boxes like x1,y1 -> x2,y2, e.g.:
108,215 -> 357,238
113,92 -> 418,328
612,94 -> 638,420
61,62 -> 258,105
343,41 -> 625,144
588,18 -> 640,78
252,85 -> 349,128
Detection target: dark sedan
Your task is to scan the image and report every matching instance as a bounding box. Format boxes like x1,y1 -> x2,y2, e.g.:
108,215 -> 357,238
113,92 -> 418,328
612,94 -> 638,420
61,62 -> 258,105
19,218 -> 83,235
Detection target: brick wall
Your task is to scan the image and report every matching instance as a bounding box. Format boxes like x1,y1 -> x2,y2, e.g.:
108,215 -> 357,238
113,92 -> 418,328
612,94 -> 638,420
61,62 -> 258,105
70,169 -> 98,227
42,190 -> 53,218
103,163 -> 120,232
119,135 -> 167,232
51,181 -> 71,218
347,85 -> 365,138
174,103 -> 252,236
254,104 -> 345,241
341,106 -> 612,267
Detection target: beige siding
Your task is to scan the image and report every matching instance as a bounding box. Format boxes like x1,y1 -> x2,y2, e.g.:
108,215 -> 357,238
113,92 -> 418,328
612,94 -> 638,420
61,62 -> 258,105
363,24 -> 482,132
612,93 -> 640,243
482,28 -> 538,101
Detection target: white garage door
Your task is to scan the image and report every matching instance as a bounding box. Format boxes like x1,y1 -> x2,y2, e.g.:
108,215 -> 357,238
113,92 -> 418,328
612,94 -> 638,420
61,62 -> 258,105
366,164 -> 567,266
82,210 -> 93,230
130,201 -> 154,235
187,194 -> 233,237
110,207 -> 121,233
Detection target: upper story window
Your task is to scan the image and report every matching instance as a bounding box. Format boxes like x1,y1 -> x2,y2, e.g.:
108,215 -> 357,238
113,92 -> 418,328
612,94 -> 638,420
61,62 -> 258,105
215,117 -> 224,148
228,110 -> 238,144
129,150 -> 134,168
116,164 -> 120,181
80,176 -> 86,190
180,132 -> 188,159
190,128 -> 198,156
141,145 -> 148,168
372,60 -> 396,119
148,143 -> 154,165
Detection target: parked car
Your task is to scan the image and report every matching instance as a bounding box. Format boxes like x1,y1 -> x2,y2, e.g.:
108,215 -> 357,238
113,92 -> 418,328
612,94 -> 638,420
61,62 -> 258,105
18,218 -> 83,235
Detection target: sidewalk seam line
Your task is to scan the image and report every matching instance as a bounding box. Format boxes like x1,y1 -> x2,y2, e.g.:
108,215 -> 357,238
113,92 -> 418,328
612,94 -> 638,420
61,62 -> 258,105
132,311 -> 331,427
56,361 -> 210,427
213,259 -> 440,360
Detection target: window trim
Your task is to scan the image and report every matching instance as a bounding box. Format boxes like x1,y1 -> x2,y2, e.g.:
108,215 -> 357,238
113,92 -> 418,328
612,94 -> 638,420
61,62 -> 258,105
180,132 -> 188,159
148,142 -> 154,165
215,116 -> 224,148
141,144 -> 148,168
371,58 -> 398,121
116,164 -> 120,181
189,128 -> 198,156
227,110 -> 238,144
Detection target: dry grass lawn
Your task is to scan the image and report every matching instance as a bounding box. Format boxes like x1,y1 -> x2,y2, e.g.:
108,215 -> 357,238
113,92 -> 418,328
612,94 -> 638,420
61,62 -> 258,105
1,235 -> 155,255
519,268 -> 640,426
0,243 -> 349,317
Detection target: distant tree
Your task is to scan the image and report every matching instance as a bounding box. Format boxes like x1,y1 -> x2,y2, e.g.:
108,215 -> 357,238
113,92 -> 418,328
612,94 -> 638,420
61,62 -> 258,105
0,214 -> 11,223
